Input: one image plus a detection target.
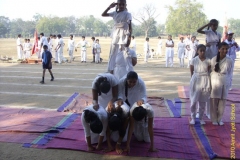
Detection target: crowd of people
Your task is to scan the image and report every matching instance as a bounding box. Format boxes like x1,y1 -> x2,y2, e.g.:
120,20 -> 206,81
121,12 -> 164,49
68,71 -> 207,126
15,0 -> 239,155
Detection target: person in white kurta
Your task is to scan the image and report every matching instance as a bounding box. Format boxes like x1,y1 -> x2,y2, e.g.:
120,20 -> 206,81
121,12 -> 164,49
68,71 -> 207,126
210,42 -> 233,126
92,73 -> 119,109
94,39 -> 101,63
105,102 -> 130,153
23,39 -> 27,59
178,37 -> 186,67
187,37 -> 198,68
67,35 -> 75,63
39,33 -> 49,58
189,44 -> 211,125
81,105 -> 108,151
25,39 -> 32,59
197,19 -> 221,59
102,1 -> 132,73
55,35 -> 64,64
144,38 -> 150,62
75,36 -> 89,62
130,36 -> 136,52
16,34 -> 23,60
224,31 -> 239,90
156,36 -> 162,58
165,35 -> 174,67
114,47 -> 137,80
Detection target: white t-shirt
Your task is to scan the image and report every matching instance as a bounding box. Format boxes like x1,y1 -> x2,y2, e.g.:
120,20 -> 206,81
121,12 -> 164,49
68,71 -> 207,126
76,40 -> 88,51
144,41 -> 149,52
68,39 -> 75,51
130,102 -> 154,119
118,76 -> 147,107
81,105 -> 108,137
204,29 -> 221,44
40,36 -> 48,47
109,10 -> 132,24
57,38 -> 64,53
95,43 -> 101,53
16,38 -> 21,46
106,102 -> 130,119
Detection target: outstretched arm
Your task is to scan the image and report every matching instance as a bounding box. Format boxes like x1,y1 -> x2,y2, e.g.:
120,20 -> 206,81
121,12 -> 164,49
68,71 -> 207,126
148,118 -> 157,152
125,116 -> 135,154
102,2 -> 116,17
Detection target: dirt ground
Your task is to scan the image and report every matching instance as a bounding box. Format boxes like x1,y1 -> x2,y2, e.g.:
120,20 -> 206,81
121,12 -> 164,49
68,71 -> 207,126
0,54 -> 239,160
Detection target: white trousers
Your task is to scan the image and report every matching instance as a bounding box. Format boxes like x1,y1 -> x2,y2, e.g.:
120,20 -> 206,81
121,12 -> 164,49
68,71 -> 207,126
17,47 -> 22,59
95,53 -> 100,63
191,101 -> 206,120
81,50 -> 87,62
55,51 -> 58,61
68,50 -> 73,61
144,51 -> 149,62
25,51 -> 31,59
179,58 -> 184,67
58,51 -> 63,63
210,98 -> 226,123
166,56 -> 173,67
107,44 -> 120,71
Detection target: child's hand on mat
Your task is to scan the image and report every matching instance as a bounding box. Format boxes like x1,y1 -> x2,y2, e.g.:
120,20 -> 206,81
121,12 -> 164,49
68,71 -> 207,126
104,146 -> 114,153
88,145 -> 95,151
115,144 -> 123,154
96,144 -> 103,151
148,147 -> 158,152
124,146 -> 130,154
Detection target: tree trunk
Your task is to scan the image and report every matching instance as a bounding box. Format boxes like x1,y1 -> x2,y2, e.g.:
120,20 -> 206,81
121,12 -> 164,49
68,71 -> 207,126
145,29 -> 149,38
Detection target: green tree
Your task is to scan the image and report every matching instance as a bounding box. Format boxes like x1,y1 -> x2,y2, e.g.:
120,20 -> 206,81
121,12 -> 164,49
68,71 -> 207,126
165,0 -> 207,36
228,18 -> 240,37
0,23 -> 8,37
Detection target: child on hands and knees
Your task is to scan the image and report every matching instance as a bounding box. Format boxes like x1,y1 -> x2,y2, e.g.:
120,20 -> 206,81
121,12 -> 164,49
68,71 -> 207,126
210,42 -> 233,126
105,102 -> 130,154
189,44 -> 211,125
40,45 -> 54,84
81,105 -> 108,151
117,71 -> 157,153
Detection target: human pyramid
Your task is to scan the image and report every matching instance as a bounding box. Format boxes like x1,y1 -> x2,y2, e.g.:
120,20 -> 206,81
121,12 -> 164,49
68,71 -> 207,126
15,0 -> 238,155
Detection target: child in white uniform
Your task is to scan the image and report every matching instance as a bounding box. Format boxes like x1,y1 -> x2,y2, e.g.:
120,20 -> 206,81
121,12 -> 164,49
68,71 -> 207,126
186,36 -> 198,68
165,35 -> 174,67
94,39 -> 101,63
75,36 -> 89,63
92,73 -> 119,110
144,38 -> 150,62
102,0 -> 132,73
105,102 -> 130,154
16,34 -> 23,60
197,19 -> 221,59
189,44 -> 211,125
118,71 -> 147,108
177,37 -> 185,67
67,35 -> 75,63
224,31 -> 239,90
25,39 -> 32,59
125,102 -> 157,153
156,36 -> 162,58
39,33 -> 49,58
81,105 -> 108,151
55,34 -> 64,64
210,42 -> 233,126
130,36 -> 136,52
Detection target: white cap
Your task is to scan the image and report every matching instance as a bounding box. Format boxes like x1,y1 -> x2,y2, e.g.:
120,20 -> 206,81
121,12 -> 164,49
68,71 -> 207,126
227,31 -> 234,35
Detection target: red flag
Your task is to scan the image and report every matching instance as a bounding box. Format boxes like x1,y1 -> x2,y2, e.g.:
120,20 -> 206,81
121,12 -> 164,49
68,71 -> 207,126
222,13 -> 228,42
31,30 -> 38,55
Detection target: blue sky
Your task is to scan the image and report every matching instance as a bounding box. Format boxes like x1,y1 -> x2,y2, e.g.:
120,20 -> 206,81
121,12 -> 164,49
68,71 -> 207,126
0,0 -> 239,26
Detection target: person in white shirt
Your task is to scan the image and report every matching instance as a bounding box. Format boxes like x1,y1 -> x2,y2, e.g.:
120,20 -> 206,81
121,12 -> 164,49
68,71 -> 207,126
144,38 -> 150,62
67,35 -> 75,63
105,102 -> 130,154
178,37 -> 186,67
16,34 -> 23,60
224,31 -> 239,90
48,34 -> 53,53
52,35 -> 58,63
39,33 -> 49,58
184,34 -> 191,59
94,39 -> 102,63
75,36 -> 89,63
55,34 -> 64,64
81,105 -> 108,151
156,36 -> 162,58
186,36 -> 198,68
165,35 -> 174,67
130,36 -> 136,52
92,73 -> 119,110
25,39 -> 32,59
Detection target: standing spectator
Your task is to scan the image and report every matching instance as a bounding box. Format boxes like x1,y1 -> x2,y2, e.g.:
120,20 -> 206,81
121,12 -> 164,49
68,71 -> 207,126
156,36 -> 162,58
75,36 -> 89,63
91,37 -> 96,63
67,35 -> 75,63
55,34 -> 64,64
178,37 -> 186,67
186,36 -> 198,68
165,35 -> 174,67
39,33 -> 49,58
16,34 -> 23,60
95,39 -> 102,63
144,37 -> 150,62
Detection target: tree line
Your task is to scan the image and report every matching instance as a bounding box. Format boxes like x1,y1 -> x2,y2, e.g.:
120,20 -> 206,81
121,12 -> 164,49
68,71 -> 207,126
0,0 -> 239,38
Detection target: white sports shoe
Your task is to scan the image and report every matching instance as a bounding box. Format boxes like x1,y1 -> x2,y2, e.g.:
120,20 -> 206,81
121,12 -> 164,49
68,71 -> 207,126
212,122 -> 218,125
229,88 -> 232,91
196,113 -> 199,118
206,114 -> 211,119
219,121 -> 224,126
190,119 -> 195,125
200,120 -> 206,125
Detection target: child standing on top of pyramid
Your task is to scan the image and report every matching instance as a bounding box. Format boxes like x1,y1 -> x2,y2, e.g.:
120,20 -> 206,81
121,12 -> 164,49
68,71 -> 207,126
102,0 -> 132,74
